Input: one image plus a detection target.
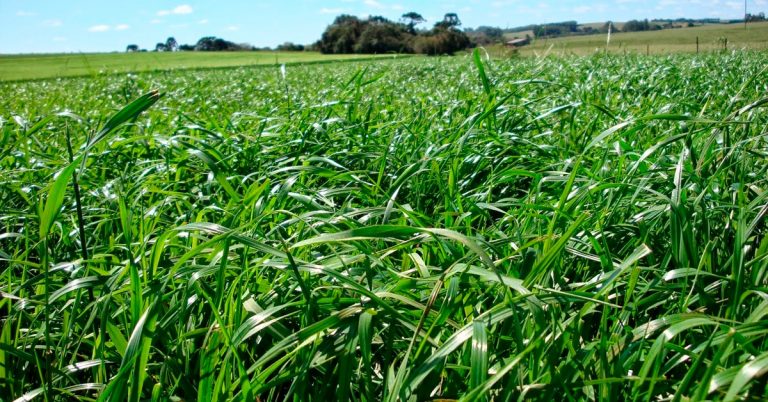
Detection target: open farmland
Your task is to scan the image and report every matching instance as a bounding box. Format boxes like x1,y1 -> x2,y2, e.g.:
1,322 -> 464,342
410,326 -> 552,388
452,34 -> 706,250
0,51 -> 398,82
510,21 -> 768,56
1,51 -> 768,400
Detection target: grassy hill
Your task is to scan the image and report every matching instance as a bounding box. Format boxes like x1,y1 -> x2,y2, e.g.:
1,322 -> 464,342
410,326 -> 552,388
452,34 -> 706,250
499,21 -> 768,56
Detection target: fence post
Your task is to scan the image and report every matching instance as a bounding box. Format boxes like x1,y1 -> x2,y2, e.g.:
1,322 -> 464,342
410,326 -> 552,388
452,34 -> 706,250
647,43 -> 649,56
696,36 -> 699,53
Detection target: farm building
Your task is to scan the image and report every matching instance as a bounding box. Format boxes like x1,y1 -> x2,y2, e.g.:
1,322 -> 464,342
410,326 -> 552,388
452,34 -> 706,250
506,37 -> 531,47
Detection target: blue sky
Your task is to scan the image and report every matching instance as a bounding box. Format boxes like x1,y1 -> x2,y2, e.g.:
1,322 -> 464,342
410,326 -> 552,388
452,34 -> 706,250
1,0 -> 765,53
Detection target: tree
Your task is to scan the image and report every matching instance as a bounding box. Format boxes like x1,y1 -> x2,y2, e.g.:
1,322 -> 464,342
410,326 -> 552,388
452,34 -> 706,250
368,15 -> 391,25
476,26 -> 503,40
439,13 -> 461,28
401,12 -> 425,33
165,37 -> 178,52
623,19 -> 652,32
277,42 -> 305,51
355,22 -> 411,53
194,36 -> 239,51
317,15 -> 364,54
413,29 -> 469,55
466,25 -> 504,45
155,42 -> 167,52
415,13 -> 470,55
126,44 -> 139,52
316,11 -> 467,56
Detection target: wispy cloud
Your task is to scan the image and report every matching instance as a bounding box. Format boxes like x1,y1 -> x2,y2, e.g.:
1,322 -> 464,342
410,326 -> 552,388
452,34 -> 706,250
86,23 -> 129,33
364,0 -> 384,9
226,25 -> 240,31
88,24 -> 110,32
361,0 -> 407,11
198,19 -> 209,24
16,10 -> 36,17
42,19 -> 63,27
490,0 -> 518,7
157,4 -> 193,16
53,36 -> 67,42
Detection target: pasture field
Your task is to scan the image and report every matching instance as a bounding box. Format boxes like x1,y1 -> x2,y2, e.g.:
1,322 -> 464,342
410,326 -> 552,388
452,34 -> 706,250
0,51 -> 398,82
1,51 -> 768,401
509,21 -> 768,56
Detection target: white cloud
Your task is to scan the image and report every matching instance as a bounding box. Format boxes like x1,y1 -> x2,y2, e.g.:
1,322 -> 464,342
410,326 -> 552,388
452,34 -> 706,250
320,7 -> 345,14
364,0 -> 384,9
198,19 -> 209,24
88,25 -> 110,32
157,4 -> 193,16
42,19 -> 63,27
226,25 -> 240,31
491,0 -> 518,7
151,19 -> 163,24
16,11 -> 36,17
85,23 -> 130,33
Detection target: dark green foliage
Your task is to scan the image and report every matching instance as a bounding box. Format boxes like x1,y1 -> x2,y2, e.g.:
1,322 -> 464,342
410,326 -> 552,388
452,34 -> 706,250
466,26 -> 505,46
317,12 -> 470,55
533,21 -> 579,38
194,36 -> 246,51
356,21 -> 413,54
318,14 -> 365,54
276,42 -> 305,51
401,12 -> 425,34
413,27 -> 470,55
623,19 -> 661,32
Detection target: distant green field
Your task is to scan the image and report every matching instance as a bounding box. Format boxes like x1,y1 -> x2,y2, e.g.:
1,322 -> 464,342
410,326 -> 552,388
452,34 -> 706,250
0,51 -> 400,82
497,21 -> 768,56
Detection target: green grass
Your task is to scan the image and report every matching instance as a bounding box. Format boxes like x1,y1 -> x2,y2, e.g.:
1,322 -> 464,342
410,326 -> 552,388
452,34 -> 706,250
0,51 -> 401,82
1,51 -> 768,401
504,21 -> 768,56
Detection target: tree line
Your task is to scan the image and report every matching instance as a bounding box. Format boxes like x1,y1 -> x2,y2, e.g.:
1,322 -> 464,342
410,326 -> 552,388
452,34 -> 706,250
316,12 -> 470,55
126,36 -> 256,52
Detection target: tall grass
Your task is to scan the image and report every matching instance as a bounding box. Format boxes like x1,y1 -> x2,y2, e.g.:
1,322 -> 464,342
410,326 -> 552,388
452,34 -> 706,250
1,51 -> 767,401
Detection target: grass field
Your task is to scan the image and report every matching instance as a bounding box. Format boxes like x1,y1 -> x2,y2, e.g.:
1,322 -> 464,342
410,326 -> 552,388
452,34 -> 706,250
505,21 -> 768,56
2,22 -> 766,82
0,51 -> 399,82
1,50 -> 768,401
